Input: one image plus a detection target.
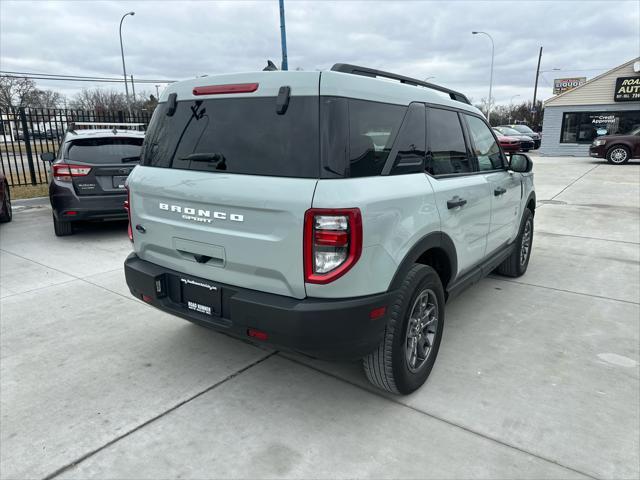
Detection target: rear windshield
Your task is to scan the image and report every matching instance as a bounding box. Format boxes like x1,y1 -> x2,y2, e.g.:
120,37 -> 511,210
142,96 -> 320,178
67,137 -> 143,164
142,95 -> 407,178
511,125 -> 534,134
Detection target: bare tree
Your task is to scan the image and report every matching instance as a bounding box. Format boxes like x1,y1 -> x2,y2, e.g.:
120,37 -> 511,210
0,76 -> 37,109
70,88 -> 128,112
31,89 -> 64,109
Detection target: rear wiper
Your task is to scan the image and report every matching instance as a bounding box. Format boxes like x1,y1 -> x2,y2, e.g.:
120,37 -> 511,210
180,153 -> 226,169
121,156 -> 141,163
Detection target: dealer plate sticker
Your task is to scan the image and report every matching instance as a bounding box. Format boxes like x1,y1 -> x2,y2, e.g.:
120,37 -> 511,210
187,301 -> 212,316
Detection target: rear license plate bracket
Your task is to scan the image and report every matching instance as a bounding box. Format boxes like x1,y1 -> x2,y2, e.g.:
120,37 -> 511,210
180,277 -> 221,317
112,175 -> 129,189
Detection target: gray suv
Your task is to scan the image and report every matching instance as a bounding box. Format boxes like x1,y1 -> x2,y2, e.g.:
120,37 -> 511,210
124,64 -> 535,394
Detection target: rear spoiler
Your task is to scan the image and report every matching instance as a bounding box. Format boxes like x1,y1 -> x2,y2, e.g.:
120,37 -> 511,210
331,63 -> 471,105
67,122 -> 146,134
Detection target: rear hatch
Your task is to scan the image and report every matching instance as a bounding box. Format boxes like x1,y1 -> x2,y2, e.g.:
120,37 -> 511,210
128,72 -> 321,299
65,136 -> 143,195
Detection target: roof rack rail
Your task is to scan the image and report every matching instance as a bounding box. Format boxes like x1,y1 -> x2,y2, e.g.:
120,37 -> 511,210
330,63 -> 471,105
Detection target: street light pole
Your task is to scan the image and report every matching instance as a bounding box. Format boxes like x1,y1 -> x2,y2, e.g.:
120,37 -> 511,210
279,0 -> 288,71
472,31 -> 495,124
119,11 -> 135,116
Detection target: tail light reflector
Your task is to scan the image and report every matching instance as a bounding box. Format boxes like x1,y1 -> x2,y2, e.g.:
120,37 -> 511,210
124,186 -> 132,242
53,164 -> 91,181
247,328 -> 268,341
304,208 -> 362,284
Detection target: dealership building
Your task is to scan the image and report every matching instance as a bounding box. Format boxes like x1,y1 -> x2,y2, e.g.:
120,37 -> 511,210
539,57 -> 640,156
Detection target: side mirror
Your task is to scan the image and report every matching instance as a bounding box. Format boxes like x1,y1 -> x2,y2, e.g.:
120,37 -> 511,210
509,153 -> 533,173
40,152 -> 55,162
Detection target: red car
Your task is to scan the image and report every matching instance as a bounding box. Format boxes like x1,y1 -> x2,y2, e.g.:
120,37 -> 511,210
493,129 -> 521,153
0,172 -> 12,223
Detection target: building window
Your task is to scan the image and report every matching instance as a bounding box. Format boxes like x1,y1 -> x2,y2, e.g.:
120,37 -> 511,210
560,110 -> 640,143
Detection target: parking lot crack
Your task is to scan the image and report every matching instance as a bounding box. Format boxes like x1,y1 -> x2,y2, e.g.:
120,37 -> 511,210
280,354 -> 600,480
41,351 -> 278,480
489,276 -> 640,305
548,164 -> 601,203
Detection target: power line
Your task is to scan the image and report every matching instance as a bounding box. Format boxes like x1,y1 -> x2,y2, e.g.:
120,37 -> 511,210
0,70 -> 177,84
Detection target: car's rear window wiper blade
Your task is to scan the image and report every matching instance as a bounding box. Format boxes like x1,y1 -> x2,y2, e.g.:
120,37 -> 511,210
180,153 -> 225,162
180,153 -> 227,170
121,156 -> 141,163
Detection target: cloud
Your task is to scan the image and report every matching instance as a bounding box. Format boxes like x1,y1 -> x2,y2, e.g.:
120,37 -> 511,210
1,0 -> 638,103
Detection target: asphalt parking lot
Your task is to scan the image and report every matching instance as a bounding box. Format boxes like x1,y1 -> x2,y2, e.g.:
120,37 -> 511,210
1,154 -> 638,480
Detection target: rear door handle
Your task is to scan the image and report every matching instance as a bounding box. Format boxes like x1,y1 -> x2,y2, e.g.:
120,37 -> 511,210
494,187 -> 507,196
447,196 -> 467,209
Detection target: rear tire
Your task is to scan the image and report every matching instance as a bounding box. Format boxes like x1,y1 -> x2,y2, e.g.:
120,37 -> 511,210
606,145 -> 630,164
0,182 -> 12,223
53,213 -> 73,236
495,208 -> 533,277
363,264 -> 445,395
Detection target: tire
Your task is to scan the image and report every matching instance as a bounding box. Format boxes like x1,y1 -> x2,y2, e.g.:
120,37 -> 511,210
606,145 -> 630,164
53,213 -> 73,236
363,264 -> 445,395
0,182 -> 12,223
495,208 -> 533,277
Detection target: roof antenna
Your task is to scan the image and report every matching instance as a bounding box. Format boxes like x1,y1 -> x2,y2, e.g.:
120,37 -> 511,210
263,60 -> 278,71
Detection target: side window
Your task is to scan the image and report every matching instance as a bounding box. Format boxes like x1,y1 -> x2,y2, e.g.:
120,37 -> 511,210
389,103 -> 426,175
426,108 -> 472,175
348,99 -> 405,177
465,115 -> 504,171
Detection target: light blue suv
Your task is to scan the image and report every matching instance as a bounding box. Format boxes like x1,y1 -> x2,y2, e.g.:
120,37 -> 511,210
124,64 -> 535,394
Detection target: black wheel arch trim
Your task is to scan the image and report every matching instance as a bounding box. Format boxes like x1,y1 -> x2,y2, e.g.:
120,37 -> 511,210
525,191 -> 536,213
389,232 -> 457,291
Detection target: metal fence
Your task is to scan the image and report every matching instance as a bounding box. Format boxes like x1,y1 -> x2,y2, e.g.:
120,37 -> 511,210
0,107 -> 153,186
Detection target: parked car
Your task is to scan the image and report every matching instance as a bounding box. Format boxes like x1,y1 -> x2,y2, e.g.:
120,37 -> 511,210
493,129 -> 521,153
500,124 -> 541,149
0,172 -> 12,223
589,127 -> 640,164
494,126 -> 535,151
41,125 -> 144,236
123,64 -> 535,395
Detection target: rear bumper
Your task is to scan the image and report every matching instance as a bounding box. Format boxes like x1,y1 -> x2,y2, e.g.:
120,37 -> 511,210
50,181 -> 127,221
124,253 -> 392,359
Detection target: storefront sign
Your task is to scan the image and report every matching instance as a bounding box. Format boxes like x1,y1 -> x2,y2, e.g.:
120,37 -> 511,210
553,77 -> 586,94
614,76 -> 640,102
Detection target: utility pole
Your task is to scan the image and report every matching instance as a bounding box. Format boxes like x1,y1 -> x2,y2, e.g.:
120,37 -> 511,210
279,0 -> 288,70
130,75 -> 136,103
155,84 -> 160,98
532,46 -> 543,128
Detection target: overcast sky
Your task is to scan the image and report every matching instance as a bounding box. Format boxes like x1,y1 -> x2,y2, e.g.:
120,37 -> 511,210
1,0 -> 639,105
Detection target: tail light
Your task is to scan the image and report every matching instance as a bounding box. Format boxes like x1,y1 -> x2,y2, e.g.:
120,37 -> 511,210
124,186 -> 133,242
304,208 -> 362,284
52,163 -> 91,181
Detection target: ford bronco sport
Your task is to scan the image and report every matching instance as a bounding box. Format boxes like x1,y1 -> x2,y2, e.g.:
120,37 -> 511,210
124,64 -> 535,394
